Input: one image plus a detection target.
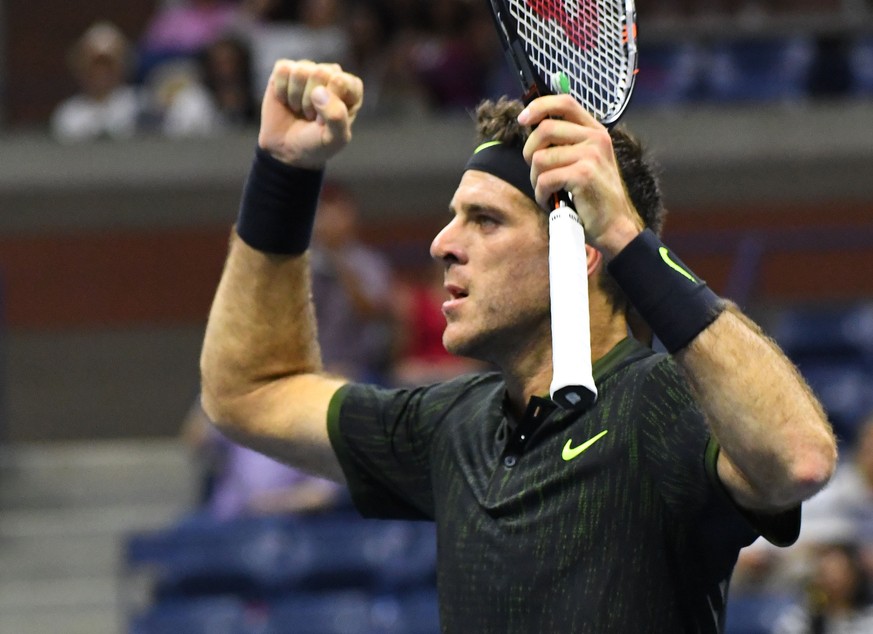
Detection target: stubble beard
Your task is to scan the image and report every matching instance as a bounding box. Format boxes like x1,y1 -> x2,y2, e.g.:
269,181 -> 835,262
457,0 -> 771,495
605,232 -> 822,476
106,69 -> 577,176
443,300 -> 550,369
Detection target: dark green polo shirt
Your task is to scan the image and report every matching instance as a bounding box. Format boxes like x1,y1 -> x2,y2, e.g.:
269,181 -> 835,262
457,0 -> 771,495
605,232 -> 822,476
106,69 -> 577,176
327,338 -> 799,633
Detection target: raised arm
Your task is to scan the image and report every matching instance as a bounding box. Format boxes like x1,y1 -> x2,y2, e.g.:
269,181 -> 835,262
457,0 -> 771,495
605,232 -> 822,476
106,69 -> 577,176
200,60 -> 364,482
520,95 -> 837,513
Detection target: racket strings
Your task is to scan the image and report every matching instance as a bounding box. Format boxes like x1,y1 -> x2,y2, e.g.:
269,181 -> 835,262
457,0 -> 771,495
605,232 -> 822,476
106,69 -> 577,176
510,0 -> 633,121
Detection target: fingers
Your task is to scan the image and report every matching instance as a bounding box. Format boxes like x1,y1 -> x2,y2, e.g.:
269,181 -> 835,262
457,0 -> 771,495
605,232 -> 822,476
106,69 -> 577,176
528,144 -> 588,208
522,117 -> 615,205
270,60 -> 364,122
312,84 -> 352,148
519,93 -> 605,170
327,72 -> 364,120
521,118 -> 590,165
519,93 -> 614,199
518,94 -> 598,128
517,95 -> 637,241
300,63 -> 342,120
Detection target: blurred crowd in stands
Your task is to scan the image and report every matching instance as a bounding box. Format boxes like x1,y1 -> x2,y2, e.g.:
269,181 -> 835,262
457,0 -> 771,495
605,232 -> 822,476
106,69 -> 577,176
50,0 -> 873,142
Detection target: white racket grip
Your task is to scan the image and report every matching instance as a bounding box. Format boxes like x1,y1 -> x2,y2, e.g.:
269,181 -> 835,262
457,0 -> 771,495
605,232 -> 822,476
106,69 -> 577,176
548,206 -> 597,410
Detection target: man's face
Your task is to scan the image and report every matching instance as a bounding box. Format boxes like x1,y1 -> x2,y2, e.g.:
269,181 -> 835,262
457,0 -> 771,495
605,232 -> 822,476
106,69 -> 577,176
430,170 -> 551,363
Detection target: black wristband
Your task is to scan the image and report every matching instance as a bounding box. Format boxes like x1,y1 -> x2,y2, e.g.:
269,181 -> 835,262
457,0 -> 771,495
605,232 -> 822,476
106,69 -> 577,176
236,147 -> 324,254
607,229 -> 725,353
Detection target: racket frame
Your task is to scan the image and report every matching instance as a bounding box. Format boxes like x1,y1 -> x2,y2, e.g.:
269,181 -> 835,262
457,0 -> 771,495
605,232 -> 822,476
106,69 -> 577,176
487,0 -> 638,126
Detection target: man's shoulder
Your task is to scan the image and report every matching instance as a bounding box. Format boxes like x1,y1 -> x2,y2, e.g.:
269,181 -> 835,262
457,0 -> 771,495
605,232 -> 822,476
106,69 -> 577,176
342,371 -> 504,408
595,344 -> 698,423
410,370 -> 506,409
598,339 -> 675,388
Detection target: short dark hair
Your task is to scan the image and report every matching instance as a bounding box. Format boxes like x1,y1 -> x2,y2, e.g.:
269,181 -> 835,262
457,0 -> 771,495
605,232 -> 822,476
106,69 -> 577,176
473,97 -> 666,311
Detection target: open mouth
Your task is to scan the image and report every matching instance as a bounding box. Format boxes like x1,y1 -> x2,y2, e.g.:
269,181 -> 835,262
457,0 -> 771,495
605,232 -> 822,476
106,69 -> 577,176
445,284 -> 468,300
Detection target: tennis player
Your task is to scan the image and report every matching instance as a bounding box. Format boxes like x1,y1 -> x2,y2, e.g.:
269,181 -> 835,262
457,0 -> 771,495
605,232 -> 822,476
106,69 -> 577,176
200,60 -> 837,632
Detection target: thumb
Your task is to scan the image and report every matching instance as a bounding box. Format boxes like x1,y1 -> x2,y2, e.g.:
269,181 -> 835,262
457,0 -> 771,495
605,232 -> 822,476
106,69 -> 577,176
311,85 -> 352,149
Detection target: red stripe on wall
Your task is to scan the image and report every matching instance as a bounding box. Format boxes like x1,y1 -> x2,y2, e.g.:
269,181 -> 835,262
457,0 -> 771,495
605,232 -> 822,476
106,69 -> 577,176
0,227 -> 231,330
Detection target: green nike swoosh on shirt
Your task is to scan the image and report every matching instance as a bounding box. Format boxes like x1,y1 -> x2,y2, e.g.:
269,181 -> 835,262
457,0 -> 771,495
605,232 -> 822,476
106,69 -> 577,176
562,429 -> 609,462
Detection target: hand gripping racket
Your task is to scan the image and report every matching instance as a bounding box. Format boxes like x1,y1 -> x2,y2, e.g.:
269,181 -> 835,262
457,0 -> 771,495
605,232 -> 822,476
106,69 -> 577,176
486,0 -> 638,409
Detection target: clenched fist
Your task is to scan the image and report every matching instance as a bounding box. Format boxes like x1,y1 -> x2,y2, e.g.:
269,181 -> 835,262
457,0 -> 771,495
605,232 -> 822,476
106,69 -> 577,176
258,60 -> 364,170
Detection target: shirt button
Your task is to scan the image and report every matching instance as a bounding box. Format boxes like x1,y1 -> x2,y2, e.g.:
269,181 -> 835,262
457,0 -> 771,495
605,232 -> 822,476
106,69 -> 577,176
504,455 -> 517,468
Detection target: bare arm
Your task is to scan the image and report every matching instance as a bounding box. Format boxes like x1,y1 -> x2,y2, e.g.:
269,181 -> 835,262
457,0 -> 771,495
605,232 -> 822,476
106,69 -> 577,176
201,238 -> 347,481
520,95 -> 837,513
675,305 -> 836,512
200,60 -> 364,482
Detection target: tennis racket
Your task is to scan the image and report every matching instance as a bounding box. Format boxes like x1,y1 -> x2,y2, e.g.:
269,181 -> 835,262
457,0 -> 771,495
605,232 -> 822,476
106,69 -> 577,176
486,0 -> 638,409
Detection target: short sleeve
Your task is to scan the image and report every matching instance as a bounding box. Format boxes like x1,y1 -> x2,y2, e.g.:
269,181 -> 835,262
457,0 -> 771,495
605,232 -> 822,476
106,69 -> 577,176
638,357 -> 762,556
326,382 -> 440,520
704,439 -> 801,548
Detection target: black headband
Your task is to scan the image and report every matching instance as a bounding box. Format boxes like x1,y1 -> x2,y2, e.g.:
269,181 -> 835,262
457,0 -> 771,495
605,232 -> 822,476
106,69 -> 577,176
464,140 -> 537,204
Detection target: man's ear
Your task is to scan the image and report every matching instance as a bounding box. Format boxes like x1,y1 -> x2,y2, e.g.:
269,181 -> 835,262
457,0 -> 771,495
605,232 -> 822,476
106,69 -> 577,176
585,244 -> 603,277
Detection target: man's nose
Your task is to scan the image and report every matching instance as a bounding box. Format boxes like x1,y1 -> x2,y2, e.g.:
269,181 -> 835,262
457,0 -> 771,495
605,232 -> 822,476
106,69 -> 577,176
430,217 -> 462,263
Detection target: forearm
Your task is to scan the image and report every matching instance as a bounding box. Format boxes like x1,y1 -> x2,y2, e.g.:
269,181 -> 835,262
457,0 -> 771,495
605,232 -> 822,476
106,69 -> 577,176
197,61 -> 363,481
200,234 -> 322,417
605,229 -> 836,510
675,305 -> 836,510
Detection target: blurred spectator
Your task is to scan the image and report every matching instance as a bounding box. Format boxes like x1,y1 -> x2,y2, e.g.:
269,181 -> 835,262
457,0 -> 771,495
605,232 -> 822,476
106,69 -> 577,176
199,35 -> 259,126
407,0 -> 493,111
139,0 -> 245,78
182,398 -> 343,521
140,35 -> 258,136
249,0 -> 350,98
50,21 -> 143,142
239,0 -> 297,23
731,410 -> 873,615
801,413 -> 873,570
773,542 -> 873,634
311,182 -> 395,384
382,0 -> 429,30
343,0 -> 428,118
391,260 -> 487,386
140,59 -> 221,137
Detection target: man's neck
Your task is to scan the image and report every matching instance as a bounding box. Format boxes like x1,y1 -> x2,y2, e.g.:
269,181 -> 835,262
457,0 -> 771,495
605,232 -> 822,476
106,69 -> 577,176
502,353 -> 553,419
502,303 -> 630,419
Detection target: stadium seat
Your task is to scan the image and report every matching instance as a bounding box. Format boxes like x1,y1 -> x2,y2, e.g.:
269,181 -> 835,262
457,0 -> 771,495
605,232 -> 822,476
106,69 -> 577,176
795,361 -> 873,445
703,37 -> 815,103
262,590 -> 441,634
724,592 -> 798,634
263,591 -> 377,634
125,513 -> 437,602
770,303 -> 873,364
126,515 -> 314,600
294,516 -> 437,593
631,42 -> 703,108
389,590 -> 441,634
129,596 -> 257,634
849,36 -> 873,96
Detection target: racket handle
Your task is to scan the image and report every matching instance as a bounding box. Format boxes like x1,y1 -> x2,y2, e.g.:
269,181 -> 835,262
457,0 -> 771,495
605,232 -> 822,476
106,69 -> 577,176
549,204 -> 597,410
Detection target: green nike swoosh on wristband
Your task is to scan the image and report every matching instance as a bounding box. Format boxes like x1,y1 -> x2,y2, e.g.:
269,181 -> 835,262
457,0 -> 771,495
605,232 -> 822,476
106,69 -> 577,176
659,247 -> 696,282
562,430 -> 609,461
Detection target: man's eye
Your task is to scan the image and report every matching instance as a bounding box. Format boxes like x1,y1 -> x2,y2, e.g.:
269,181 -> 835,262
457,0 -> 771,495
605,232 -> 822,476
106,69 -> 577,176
475,215 -> 498,228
